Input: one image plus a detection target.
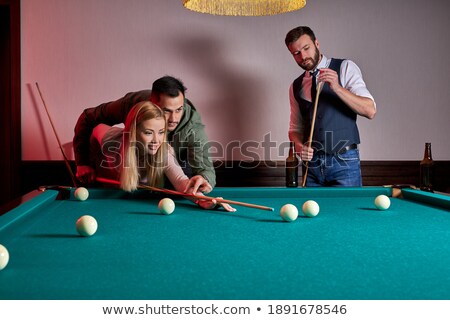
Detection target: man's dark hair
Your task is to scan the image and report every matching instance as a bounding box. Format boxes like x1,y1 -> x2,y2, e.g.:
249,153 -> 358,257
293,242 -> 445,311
285,26 -> 316,47
151,76 -> 187,98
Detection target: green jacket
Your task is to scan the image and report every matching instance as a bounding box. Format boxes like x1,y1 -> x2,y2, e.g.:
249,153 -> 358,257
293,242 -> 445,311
73,90 -> 216,187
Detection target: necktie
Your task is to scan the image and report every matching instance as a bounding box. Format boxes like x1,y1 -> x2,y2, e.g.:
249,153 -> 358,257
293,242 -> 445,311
310,70 -> 319,102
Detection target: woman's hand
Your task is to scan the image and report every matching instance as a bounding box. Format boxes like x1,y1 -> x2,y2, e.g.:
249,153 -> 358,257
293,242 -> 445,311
196,197 -> 236,212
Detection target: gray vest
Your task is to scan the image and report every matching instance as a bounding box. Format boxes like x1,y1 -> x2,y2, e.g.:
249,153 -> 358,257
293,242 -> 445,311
292,58 -> 360,154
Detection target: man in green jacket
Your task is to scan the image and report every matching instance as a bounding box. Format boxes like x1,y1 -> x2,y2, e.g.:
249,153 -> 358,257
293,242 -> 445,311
73,76 -> 215,193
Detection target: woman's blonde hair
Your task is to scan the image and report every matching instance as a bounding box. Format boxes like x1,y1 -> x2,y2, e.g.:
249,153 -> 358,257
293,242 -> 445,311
120,101 -> 167,191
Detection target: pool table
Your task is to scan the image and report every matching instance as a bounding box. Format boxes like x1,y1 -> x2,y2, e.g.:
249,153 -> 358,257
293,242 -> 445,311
0,186 -> 449,300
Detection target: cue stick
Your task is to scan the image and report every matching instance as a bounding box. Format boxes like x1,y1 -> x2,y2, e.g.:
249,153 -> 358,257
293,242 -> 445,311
301,81 -> 324,187
382,184 -> 417,190
96,177 -> 275,211
35,82 -> 78,188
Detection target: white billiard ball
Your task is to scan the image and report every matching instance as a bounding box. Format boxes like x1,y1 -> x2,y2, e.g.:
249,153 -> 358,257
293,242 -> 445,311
0,244 -> 9,271
74,187 -> 89,201
158,198 -> 175,215
280,204 -> 299,222
76,215 -> 98,237
374,195 -> 391,210
302,200 -> 320,217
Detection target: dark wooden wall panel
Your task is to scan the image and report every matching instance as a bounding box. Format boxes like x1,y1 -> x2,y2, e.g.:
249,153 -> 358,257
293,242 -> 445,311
21,160 -> 450,194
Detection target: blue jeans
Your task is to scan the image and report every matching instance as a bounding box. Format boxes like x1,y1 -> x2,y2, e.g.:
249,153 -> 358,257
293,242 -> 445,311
304,149 -> 362,187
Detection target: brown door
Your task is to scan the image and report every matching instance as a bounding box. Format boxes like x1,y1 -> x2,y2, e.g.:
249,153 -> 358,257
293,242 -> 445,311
0,0 -> 21,205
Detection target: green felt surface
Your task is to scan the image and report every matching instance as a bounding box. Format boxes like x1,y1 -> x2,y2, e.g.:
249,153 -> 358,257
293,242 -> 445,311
0,187 -> 449,300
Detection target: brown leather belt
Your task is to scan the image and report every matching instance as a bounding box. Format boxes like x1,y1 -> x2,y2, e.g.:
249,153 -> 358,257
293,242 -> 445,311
336,143 -> 358,154
315,144 -> 358,155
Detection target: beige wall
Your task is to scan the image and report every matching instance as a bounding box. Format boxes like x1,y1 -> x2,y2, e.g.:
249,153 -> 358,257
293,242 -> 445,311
22,0 -> 450,161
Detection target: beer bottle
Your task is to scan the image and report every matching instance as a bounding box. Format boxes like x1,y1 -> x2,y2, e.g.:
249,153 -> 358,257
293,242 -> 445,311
420,142 -> 434,192
286,141 -> 299,187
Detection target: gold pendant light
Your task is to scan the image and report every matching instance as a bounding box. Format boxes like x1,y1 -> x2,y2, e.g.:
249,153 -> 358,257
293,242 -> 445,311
183,0 -> 307,16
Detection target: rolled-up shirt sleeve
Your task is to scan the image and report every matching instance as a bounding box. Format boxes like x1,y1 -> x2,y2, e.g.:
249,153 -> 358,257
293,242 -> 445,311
340,60 -> 376,107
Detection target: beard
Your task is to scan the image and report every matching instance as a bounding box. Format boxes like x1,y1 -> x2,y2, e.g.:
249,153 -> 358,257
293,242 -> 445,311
167,122 -> 178,132
298,47 -> 321,71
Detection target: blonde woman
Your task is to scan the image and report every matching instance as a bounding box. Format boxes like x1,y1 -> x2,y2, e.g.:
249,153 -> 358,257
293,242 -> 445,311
91,101 -> 234,212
